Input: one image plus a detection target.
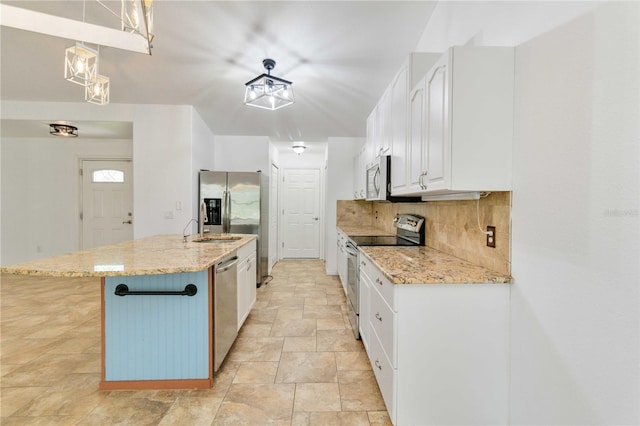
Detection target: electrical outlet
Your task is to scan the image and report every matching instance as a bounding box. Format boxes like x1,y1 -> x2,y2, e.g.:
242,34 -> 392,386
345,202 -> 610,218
486,226 -> 496,248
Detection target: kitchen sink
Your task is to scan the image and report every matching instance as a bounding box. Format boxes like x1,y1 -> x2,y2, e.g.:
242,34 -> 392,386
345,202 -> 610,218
192,235 -> 242,243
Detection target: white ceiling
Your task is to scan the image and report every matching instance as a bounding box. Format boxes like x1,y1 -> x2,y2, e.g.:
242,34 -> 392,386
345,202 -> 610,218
0,1 -> 437,142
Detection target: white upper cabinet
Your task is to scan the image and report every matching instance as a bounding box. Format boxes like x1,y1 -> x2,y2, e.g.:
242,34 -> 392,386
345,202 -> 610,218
415,46 -> 514,196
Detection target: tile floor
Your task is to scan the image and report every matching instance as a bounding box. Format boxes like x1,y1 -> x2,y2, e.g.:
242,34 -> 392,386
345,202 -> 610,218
1,260 -> 390,425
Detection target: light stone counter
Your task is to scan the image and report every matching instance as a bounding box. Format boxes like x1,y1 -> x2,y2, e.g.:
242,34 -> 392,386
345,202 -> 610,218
359,246 -> 511,284
1,234 -> 256,277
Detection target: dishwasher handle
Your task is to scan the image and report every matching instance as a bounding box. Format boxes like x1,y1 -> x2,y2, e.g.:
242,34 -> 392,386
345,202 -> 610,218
216,256 -> 239,273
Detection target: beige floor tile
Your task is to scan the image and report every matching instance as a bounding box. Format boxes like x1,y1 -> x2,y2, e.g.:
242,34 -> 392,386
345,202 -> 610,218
317,329 -> 365,352
368,410 -> 393,425
294,383 -> 341,412
233,361 -> 279,384
303,304 -> 344,319
213,383 -> 295,425
297,411 -> 371,425
283,336 -> 317,352
158,396 -> 223,425
0,386 -> 49,417
275,352 -> 337,383
270,317 -> 317,337
338,370 -> 386,411
238,323 -> 273,337
0,415 -> 86,425
81,396 -> 173,425
227,337 -> 284,362
317,318 -> 347,331
336,351 -> 372,371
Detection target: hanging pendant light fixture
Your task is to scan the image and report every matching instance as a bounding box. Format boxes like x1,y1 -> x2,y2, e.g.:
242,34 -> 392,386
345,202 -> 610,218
85,74 -> 110,105
64,43 -> 98,86
244,59 -> 294,110
121,0 -> 154,44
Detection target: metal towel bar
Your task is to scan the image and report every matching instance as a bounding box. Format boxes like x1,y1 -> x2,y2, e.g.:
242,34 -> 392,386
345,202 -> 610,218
114,283 -> 198,297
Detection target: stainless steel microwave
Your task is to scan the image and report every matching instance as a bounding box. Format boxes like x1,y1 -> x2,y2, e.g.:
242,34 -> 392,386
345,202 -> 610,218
365,155 -> 421,202
365,155 -> 389,201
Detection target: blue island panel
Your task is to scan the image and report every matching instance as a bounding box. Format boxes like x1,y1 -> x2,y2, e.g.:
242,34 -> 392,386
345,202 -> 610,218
104,271 -> 209,381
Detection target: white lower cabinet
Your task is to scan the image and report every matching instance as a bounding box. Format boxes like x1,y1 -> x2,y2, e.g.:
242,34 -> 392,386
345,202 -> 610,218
237,242 -> 257,331
360,257 -> 509,425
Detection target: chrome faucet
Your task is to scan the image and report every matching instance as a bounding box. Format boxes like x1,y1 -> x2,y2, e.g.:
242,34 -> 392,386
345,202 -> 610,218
182,218 -> 198,243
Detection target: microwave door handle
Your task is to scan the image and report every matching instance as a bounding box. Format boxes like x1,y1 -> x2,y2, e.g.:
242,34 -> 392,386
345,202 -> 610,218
373,168 -> 381,194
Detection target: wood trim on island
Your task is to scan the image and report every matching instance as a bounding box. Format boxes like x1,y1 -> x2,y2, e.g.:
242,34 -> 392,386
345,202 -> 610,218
99,378 -> 212,391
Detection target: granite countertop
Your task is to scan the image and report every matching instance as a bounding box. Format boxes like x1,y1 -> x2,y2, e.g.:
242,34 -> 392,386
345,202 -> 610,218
359,246 -> 510,284
0,234 -> 256,277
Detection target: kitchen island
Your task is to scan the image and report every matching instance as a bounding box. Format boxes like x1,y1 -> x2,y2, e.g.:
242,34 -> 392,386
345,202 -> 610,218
1,234 -> 256,390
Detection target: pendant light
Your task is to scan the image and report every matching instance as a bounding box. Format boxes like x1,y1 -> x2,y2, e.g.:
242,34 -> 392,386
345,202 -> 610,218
64,43 -> 98,87
244,59 -> 294,110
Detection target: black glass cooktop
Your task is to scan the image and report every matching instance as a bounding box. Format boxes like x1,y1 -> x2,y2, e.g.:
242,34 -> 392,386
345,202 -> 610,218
350,235 -> 419,246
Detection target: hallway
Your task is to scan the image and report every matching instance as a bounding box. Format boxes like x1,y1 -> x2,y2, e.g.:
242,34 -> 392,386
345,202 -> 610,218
1,260 -> 390,425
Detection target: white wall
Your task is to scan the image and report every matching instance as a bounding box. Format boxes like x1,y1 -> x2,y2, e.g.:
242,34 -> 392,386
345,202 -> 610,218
415,2 -> 639,423
212,135 -> 271,173
325,137 -> 365,274
188,108 -> 216,234
510,3 -> 639,423
1,101 -> 207,265
1,137 -> 132,265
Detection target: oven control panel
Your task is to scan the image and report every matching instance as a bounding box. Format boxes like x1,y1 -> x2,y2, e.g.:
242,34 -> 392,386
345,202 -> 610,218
393,214 -> 425,233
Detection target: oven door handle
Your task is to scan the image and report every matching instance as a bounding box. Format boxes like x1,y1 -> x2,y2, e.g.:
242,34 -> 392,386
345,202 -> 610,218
344,243 -> 358,256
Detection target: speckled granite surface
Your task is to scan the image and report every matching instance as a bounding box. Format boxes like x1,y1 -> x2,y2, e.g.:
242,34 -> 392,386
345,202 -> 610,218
359,246 -> 511,284
1,234 -> 256,277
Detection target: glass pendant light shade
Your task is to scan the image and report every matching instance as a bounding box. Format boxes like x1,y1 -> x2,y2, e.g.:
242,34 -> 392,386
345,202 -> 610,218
64,43 -> 98,86
245,59 -> 294,110
85,75 -> 110,105
122,0 -> 154,43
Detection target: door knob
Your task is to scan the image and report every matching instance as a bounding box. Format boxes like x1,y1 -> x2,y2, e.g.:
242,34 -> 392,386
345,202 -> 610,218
313,217 -> 319,221
122,220 -> 132,224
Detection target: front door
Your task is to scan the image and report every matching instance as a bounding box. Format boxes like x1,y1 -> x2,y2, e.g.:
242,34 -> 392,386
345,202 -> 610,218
282,168 -> 320,259
81,160 -> 133,249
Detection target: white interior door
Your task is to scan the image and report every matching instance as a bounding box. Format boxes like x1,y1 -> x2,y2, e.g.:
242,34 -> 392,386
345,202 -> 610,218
282,169 -> 320,259
81,160 -> 133,249
269,163 -> 279,269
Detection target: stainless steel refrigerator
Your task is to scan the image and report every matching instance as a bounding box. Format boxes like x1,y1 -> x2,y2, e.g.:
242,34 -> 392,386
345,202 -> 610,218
199,171 -> 269,287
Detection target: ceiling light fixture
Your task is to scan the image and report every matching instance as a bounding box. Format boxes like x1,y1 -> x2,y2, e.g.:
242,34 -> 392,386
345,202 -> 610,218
64,42 -> 98,86
85,74 -> 110,105
292,142 -> 306,155
245,59 -> 294,111
49,124 -> 79,137
121,0 -> 154,45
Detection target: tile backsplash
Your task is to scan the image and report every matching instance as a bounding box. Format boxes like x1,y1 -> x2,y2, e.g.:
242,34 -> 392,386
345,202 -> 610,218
337,192 -> 511,276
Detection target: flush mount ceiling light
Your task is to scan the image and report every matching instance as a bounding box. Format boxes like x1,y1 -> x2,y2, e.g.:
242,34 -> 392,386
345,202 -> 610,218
245,59 -> 294,111
292,142 -> 306,155
49,124 -> 78,137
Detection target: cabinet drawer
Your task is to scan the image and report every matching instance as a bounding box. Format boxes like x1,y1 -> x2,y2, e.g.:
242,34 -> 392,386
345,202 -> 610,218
368,326 -> 396,423
236,239 -> 256,260
360,255 -> 395,310
369,284 -> 396,367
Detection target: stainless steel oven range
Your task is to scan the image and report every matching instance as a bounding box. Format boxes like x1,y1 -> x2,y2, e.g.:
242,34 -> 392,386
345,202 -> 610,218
345,214 -> 425,339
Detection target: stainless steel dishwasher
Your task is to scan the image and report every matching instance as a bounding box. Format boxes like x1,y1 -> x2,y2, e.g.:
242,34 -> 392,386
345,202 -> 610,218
214,255 -> 238,372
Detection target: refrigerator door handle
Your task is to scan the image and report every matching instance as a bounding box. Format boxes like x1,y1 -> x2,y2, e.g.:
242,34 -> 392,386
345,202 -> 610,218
223,190 -> 231,234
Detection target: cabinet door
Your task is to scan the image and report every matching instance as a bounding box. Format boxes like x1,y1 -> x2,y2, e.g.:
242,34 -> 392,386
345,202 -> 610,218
377,90 -> 392,156
424,53 -> 450,191
359,264 -> 371,350
237,253 -> 257,331
408,80 -> 426,192
365,111 -> 376,167
390,66 -> 408,194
